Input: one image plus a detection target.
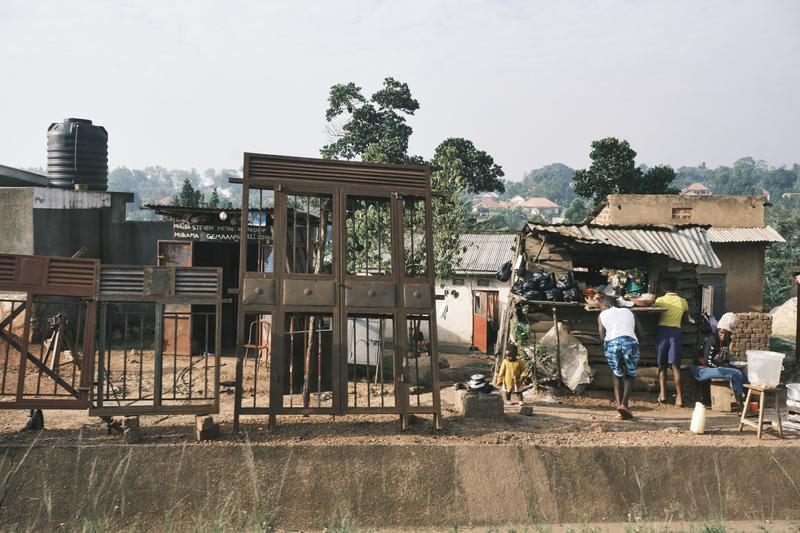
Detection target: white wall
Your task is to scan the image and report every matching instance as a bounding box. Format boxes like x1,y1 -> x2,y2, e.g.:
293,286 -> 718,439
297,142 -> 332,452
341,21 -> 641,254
435,275 -> 510,352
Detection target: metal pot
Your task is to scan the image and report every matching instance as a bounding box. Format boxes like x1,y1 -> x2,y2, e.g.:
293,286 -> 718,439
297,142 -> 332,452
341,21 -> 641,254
787,383 -> 800,402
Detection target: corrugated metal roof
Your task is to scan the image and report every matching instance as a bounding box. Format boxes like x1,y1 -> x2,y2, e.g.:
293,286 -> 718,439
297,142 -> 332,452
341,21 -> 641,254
526,223 -> 722,268
706,226 -> 785,243
457,233 -> 517,273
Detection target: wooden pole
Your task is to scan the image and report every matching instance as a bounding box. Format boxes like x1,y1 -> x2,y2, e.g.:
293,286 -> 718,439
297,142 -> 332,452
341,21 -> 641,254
552,306 -> 564,388
302,201 -> 329,408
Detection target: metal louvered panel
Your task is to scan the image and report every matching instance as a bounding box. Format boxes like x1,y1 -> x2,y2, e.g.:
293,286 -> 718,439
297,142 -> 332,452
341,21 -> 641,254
175,268 -> 220,295
246,153 -> 429,192
99,266 -> 145,295
0,255 -> 13,284
48,258 -> 96,288
0,254 -> 98,297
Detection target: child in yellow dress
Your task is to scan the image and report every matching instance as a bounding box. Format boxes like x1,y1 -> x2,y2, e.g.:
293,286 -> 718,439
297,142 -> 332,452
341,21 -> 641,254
496,345 -> 527,405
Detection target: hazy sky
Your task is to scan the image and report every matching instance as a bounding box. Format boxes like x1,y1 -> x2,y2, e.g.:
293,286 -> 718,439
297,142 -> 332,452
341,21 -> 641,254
2,0 -> 798,180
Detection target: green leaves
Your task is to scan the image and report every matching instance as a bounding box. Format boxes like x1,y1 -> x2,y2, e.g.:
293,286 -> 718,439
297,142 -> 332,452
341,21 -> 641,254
573,137 -> 678,204
431,138 -> 505,194
321,78 -> 506,292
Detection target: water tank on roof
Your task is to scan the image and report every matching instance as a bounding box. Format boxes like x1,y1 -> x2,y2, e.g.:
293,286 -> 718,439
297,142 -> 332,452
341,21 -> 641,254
47,118 -> 108,191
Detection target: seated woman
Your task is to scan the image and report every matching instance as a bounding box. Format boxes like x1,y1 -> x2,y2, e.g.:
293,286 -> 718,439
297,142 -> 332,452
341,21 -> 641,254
691,313 -> 746,409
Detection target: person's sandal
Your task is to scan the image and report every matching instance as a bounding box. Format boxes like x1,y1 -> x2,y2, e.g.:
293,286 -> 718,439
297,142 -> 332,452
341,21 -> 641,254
616,406 -> 634,420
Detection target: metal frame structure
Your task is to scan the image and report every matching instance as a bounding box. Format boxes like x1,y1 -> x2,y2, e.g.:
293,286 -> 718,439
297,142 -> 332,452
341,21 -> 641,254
0,254 -> 98,409
91,264 -> 223,416
234,153 -> 442,430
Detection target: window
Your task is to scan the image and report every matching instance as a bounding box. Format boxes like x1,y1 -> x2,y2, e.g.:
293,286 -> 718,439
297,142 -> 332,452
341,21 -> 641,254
672,207 -> 692,220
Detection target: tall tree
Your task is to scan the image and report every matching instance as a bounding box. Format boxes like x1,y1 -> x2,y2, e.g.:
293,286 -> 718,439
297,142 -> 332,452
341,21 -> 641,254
522,163 -> 575,205
205,187 -> 221,208
563,198 -> 590,224
764,196 -> 800,307
321,78 -> 420,164
572,137 -> 678,204
321,78 -> 506,287
173,178 -> 204,208
431,138 -> 504,193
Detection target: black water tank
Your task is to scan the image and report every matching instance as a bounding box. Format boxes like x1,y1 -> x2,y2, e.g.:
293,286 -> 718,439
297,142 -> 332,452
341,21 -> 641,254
47,118 -> 108,191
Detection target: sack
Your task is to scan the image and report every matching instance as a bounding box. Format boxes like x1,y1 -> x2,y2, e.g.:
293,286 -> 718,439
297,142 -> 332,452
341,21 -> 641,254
544,288 -> 563,301
496,261 -> 512,282
522,290 -> 544,301
562,288 -> 581,302
511,280 -> 525,296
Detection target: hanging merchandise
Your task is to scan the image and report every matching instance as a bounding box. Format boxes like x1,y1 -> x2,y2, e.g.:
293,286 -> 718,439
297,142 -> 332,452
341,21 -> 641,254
496,261 -> 512,282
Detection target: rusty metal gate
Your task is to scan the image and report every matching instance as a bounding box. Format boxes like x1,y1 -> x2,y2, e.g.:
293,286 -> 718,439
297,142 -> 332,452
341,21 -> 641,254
0,254 -> 97,409
233,153 -> 442,430
91,264 -> 222,416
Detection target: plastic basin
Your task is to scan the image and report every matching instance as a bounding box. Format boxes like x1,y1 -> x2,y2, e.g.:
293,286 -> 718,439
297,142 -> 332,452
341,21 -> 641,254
746,350 -> 785,389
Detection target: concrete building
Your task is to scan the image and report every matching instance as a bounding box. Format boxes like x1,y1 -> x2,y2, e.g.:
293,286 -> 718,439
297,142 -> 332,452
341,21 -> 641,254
0,165 -> 170,264
591,194 -> 785,313
436,232 -> 516,352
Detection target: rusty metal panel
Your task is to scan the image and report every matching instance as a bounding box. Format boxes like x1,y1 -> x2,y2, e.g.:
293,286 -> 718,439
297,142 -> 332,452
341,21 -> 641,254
246,153 -> 429,192
242,277 -> 275,306
0,254 -> 98,297
345,281 -> 396,307
282,279 -> 336,306
99,266 -> 220,302
145,267 -> 172,296
403,283 -> 432,308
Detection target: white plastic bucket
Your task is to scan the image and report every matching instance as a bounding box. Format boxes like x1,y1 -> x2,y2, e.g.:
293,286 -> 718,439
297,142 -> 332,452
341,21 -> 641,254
746,350 -> 785,388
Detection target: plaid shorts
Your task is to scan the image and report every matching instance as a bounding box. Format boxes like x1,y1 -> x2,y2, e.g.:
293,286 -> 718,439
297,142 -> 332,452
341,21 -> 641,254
604,336 -> 640,378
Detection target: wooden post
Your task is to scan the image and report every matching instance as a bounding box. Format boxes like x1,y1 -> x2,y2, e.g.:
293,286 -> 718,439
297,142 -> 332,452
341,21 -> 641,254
302,200 -> 330,408
552,306 -> 564,388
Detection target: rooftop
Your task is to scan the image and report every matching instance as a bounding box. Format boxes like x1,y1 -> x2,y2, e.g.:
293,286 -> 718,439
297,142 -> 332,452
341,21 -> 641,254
525,222 -> 722,268
0,164 -> 47,187
456,232 -> 516,274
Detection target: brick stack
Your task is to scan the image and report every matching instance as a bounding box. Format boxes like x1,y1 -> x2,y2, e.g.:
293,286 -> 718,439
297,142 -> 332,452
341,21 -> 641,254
728,312 -> 772,361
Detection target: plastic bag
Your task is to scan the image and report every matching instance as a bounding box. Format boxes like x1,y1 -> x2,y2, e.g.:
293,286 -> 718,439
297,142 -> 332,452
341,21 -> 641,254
538,322 -> 593,391
496,261 -> 512,282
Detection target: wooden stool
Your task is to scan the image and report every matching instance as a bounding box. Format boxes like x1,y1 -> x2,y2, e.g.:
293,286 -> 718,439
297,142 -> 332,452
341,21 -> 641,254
738,384 -> 783,439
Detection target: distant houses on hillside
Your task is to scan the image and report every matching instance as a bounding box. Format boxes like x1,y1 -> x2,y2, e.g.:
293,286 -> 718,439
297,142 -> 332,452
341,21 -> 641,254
471,194 -> 561,220
680,182 -> 712,196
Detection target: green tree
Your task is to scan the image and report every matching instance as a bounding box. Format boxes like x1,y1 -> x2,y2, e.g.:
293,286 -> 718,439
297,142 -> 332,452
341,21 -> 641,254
476,207 -> 529,231
563,198 -> 590,224
205,187 -> 221,208
522,163 -> 575,205
572,137 -> 679,205
761,168 -> 797,199
321,78 -> 506,287
764,196 -> 800,308
321,78 -> 420,164
173,178 -> 204,208
431,138 -> 504,193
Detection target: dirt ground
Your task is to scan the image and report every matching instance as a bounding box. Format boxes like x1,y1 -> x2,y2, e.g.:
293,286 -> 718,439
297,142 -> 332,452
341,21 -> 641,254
0,351 -> 798,448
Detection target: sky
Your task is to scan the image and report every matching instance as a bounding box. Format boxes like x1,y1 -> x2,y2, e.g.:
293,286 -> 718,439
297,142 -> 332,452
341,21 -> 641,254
1,0 -> 798,181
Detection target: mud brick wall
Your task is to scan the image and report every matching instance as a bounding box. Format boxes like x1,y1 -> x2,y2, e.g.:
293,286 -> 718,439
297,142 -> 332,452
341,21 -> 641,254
729,312 -> 772,361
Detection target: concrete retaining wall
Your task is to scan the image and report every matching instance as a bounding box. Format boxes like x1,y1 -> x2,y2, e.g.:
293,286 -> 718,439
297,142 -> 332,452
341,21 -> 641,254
0,443 -> 798,529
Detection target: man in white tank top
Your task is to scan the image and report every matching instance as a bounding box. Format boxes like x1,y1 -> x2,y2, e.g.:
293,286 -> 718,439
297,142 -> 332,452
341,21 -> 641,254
598,295 -> 644,420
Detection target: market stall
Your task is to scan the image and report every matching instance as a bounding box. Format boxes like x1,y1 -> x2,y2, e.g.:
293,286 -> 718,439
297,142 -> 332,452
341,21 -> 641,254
497,223 -> 723,390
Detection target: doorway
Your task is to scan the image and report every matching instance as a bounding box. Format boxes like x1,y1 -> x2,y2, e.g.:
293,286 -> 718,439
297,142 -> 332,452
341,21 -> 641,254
472,290 -> 499,353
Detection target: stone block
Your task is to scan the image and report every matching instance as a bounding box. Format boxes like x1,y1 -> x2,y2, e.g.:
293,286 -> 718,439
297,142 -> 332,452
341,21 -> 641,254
453,389 -> 504,419
519,405 -> 534,416
195,415 -> 221,441
123,416 -> 142,444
